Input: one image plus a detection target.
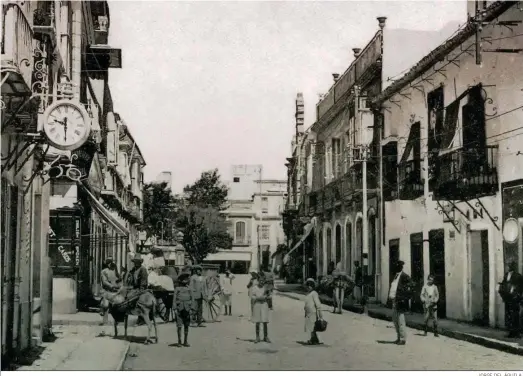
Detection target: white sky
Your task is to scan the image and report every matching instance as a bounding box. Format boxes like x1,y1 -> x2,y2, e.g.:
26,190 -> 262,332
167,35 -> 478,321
108,0 -> 467,193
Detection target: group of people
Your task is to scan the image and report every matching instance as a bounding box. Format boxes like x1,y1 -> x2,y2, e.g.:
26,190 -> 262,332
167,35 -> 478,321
387,259 -> 523,345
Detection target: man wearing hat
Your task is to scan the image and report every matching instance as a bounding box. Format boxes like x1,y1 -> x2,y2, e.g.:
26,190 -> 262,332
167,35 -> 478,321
499,261 -> 523,338
100,258 -> 121,324
174,272 -> 193,346
388,260 -> 413,345
190,265 -> 205,326
127,254 -> 149,299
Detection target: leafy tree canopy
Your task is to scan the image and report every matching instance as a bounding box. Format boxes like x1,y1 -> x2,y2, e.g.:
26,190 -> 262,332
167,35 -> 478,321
183,169 -> 228,210
142,182 -> 178,242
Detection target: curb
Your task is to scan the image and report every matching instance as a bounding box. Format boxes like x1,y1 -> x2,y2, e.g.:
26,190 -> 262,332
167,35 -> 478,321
276,290 -> 523,356
116,342 -> 131,371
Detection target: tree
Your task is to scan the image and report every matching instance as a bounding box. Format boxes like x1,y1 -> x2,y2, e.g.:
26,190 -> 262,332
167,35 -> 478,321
183,169 -> 228,210
178,170 -> 232,263
142,182 -> 178,242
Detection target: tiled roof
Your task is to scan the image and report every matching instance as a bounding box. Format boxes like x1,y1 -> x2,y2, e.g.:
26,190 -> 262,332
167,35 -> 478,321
372,1 -> 516,106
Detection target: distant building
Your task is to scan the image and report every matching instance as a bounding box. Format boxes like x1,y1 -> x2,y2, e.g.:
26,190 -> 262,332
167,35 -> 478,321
227,164 -> 263,200
155,171 -> 172,189
204,165 -> 286,273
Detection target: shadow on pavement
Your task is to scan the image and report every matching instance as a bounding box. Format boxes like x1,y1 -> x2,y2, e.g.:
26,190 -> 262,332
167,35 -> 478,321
236,337 -> 257,343
376,340 -> 399,345
295,341 -> 329,347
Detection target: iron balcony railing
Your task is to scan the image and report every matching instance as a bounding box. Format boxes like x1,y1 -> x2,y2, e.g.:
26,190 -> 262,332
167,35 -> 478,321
398,159 -> 424,200
434,146 -> 499,200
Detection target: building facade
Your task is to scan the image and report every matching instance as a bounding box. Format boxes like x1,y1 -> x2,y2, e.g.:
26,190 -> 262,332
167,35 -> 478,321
374,1 -> 522,328
1,0 -> 144,363
206,166 -> 286,273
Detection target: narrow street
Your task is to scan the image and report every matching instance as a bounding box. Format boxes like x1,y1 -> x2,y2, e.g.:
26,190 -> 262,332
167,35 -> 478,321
124,288 -> 523,371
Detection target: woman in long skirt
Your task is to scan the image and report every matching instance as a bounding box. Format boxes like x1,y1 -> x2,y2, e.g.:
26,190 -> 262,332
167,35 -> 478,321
304,278 -> 322,345
251,278 -> 270,343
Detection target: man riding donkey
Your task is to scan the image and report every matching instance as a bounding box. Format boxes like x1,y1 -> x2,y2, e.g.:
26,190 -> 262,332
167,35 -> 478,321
101,254 -> 158,344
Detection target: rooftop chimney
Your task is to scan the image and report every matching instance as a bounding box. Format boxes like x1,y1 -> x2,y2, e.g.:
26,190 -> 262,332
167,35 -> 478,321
377,16 -> 387,29
332,73 -> 340,82
295,92 -> 305,134
353,48 -> 362,58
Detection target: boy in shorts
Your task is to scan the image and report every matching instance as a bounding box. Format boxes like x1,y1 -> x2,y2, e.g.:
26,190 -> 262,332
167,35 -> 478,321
174,272 -> 194,347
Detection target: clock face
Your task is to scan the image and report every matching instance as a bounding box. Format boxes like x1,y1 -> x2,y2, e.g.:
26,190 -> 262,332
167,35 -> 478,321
43,100 -> 91,150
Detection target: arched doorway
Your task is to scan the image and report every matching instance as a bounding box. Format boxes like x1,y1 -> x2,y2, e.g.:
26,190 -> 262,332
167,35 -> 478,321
318,231 -> 324,276
368,214 -> 377,298
345,221 -> 352,275
335,224 -> 342,267
326,227 -> 332,272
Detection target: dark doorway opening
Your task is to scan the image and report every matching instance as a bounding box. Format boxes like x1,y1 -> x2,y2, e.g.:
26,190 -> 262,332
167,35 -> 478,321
410,233 -> 424,314
335,224 -> 342,266
470,229 -> 490,326
429,229 -> 446,319
388,239 -> 400,308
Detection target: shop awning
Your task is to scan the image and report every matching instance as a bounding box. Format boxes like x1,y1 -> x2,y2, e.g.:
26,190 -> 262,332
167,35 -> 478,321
80,182 -> 129,237
283,217 -> 316,264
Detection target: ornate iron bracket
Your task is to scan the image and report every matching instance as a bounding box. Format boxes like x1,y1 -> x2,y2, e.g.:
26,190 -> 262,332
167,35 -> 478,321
475,198 -> 500,231
463,200 -> 483,219
436,200 -> 461,234
1,132 -> 44,173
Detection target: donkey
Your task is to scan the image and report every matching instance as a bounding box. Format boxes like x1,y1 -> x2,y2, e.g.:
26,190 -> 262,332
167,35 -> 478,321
109,286 -> 158,344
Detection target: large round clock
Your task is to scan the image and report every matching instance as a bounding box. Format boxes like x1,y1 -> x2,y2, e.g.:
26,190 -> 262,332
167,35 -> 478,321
42,100 -> 91,151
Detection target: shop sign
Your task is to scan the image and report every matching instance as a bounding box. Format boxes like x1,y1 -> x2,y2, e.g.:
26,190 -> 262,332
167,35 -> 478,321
49,215 -> 80,269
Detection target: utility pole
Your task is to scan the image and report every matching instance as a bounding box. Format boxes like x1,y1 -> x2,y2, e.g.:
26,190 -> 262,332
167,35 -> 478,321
474,0 -> 483,66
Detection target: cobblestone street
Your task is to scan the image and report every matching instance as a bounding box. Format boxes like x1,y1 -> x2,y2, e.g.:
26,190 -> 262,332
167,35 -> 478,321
124,290 -> 523,371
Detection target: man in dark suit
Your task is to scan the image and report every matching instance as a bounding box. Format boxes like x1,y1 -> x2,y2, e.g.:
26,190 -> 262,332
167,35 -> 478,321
499,261 -> 523,338
388,260 -> 413,345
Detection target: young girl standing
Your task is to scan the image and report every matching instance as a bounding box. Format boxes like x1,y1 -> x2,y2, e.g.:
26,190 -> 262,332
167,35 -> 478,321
250,277 -> 270,343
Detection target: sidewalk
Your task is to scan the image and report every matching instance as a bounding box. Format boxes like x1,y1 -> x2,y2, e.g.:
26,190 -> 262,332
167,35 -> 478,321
15,312 -> 133,371
275,284 -> 523,356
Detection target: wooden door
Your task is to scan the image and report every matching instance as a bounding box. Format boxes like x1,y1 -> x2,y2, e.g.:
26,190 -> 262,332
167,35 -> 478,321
429,229 -> 446,318
410,233 -> 424,313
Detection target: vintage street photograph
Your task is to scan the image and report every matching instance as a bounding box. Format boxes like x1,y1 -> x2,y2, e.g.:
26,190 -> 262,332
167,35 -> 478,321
1,0 -> 523,372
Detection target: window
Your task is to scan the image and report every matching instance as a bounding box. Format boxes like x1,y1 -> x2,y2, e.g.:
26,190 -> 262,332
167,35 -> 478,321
235,221 -> 246,242
261,197 -> 268,213
233,177 -> 240,183
260,225 -> 270,241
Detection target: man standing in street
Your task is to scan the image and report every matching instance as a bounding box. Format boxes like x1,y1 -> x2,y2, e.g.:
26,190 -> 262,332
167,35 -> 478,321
190,265 -> 205,327
499,261 -> 523,338
388,260 -> 412,345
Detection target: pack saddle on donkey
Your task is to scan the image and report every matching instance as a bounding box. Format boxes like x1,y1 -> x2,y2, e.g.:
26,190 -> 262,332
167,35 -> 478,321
105,255 -> 158,344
